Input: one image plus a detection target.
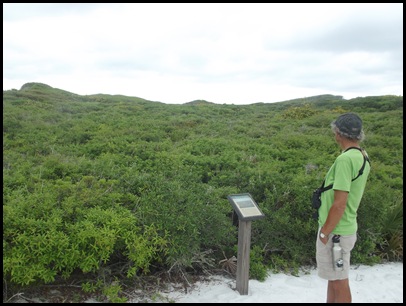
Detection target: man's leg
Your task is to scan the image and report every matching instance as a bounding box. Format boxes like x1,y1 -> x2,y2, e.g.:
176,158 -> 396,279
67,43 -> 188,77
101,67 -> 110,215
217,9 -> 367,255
327,281 -> 335,303
327,279 -> 351,303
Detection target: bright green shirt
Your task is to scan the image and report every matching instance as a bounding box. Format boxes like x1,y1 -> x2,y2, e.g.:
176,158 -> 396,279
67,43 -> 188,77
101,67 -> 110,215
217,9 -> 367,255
318,148 -> 371,235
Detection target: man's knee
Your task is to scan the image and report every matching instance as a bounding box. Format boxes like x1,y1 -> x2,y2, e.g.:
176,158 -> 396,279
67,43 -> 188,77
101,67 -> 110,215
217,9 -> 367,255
330,278 -> 349,289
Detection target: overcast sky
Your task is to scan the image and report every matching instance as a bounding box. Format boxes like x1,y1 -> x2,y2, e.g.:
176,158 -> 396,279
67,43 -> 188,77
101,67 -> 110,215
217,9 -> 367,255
3,3 -> 403,105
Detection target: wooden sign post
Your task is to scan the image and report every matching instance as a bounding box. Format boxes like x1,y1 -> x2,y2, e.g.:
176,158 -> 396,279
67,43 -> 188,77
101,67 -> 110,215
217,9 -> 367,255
236,219 -> 251,295
227,193 -> 265,295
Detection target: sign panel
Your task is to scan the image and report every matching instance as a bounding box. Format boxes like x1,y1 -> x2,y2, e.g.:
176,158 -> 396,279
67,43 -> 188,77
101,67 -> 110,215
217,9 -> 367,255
227,193 -> 265,221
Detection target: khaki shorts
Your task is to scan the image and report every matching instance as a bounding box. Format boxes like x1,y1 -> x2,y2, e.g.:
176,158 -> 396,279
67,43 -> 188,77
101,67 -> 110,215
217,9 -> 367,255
316,228 -> 357,280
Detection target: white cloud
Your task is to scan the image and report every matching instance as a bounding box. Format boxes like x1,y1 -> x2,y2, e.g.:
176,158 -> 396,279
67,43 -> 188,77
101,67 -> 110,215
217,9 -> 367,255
3,3 -> 403,104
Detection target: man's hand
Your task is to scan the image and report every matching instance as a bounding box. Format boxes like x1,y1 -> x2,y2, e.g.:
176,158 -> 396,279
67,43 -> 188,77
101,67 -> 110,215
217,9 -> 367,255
319,231 -> 329,245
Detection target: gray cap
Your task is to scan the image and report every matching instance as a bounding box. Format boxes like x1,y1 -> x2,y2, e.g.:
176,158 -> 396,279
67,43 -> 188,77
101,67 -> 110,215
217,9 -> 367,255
333,113 -> 363,138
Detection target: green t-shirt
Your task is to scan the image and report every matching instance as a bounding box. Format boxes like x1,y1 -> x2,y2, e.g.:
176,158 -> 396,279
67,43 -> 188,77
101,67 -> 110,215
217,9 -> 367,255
318,148 -> 371,235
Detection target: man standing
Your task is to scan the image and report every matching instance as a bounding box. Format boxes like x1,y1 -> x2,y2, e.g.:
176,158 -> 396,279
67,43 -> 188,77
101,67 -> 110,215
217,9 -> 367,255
316,112 -> 371,303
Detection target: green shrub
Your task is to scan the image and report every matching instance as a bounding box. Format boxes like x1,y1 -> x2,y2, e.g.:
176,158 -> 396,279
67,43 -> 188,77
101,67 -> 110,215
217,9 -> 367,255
249,245 -> 268,281
2,85 -> 402,294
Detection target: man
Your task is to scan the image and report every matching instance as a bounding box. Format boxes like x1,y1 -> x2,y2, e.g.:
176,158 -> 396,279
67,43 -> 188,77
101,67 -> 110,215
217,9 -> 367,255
316,112 -> 371,303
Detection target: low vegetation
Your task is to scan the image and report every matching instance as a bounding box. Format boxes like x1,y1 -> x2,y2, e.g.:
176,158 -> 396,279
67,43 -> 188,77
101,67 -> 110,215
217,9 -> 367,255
3,83 -> 403,302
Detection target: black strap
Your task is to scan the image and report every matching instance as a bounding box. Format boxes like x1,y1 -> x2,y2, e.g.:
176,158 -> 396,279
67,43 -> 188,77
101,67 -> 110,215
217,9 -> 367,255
319,147 -> 370,192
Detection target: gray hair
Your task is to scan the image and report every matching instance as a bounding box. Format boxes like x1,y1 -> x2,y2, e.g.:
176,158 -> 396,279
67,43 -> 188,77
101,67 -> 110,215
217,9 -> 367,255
331,122 -> 365,141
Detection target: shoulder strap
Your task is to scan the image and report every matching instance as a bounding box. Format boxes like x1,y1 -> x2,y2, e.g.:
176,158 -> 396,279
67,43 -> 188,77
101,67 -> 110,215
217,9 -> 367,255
319,147 -> 370,192
344,146 -> 362,153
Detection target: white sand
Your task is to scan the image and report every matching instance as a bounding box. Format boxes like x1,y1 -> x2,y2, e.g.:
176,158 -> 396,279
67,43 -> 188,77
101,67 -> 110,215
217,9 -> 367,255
128,262 -> 403,303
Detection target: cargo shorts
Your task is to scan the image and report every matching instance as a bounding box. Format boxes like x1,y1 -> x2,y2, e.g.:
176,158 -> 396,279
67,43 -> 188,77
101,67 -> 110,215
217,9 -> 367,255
316,227 -> 357,280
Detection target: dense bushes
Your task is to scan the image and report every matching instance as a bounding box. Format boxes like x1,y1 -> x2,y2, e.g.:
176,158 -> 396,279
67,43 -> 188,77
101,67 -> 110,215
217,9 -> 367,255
3,83 -> 403,300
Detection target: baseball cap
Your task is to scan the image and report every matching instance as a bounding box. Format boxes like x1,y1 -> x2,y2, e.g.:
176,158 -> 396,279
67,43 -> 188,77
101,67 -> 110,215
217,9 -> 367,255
333,112 -> 363,138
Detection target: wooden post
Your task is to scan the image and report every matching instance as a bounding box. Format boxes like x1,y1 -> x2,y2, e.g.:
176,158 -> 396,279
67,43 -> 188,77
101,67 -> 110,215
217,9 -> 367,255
227,193 -> 265,296
236,220 -> 251,295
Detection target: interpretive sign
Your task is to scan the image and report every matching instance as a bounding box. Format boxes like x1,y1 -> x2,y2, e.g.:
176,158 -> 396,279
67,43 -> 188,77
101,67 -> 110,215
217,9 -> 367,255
227,193 -> 265,221
227,193 -> 265,295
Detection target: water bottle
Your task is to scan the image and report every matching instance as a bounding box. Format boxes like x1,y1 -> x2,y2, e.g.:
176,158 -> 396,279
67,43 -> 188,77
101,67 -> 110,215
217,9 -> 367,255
332,235 -> 344,271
